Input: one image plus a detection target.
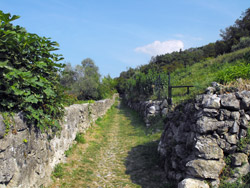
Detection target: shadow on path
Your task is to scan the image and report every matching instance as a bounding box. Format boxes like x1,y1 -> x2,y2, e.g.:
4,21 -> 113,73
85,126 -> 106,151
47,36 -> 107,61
118,101 -> 177,188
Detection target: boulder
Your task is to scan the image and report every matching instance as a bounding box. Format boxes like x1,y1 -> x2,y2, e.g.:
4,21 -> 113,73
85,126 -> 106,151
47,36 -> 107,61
195,116 -> 224,133
231,112 -> 240,120
186,159 -> 225,179
224,133 -> 237,145
231,153 -> 248,167
220,94 -> 240,110
202,94 -> 220,109
178,178 -> 209,188
194,136 -> 223,160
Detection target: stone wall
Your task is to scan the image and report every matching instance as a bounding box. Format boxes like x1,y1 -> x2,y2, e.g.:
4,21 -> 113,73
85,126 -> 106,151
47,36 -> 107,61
0,94 -> 117,188
126,99 -> 169,127
158,85 -> 250,188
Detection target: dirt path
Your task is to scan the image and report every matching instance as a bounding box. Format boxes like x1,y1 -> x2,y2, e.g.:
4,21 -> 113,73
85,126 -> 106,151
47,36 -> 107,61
48,101 -> 173,188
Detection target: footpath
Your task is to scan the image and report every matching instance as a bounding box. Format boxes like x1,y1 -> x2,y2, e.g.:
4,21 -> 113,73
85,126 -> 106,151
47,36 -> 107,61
48,100 -> 172,188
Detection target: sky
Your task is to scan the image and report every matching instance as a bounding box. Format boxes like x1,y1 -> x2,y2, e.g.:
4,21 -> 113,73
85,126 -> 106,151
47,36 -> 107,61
1,0 -> 249,78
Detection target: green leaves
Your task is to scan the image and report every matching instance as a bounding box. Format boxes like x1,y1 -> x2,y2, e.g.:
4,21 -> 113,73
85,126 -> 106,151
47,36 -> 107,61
0,10 -> 65,131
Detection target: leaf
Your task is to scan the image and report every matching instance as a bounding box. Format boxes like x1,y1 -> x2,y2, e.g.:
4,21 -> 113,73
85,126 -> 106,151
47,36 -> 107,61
44,88 -> 56,97
25,95 -> 38,104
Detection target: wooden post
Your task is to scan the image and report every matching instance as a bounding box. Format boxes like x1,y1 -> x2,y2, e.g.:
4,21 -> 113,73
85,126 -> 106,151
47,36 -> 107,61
187,86 -> 190,94
168,72 -> 172,105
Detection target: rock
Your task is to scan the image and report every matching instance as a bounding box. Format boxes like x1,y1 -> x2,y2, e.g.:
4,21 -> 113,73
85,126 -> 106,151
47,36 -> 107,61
239,129 -> 247,139
218,109 -> 231,121
161,108 -> 168,116
202,94 -> 220,109
196,116 -> 223,133
231,112 -> 240,120
0,115 -> 6,139
231,153 -> 248,167
186,159 -> 225,179
175,144 -> 187,158
194,136 -> 223,160
148,106 -> 156,114
240,116 -> 249,129
220,93 -> 240,110
230,121 -> 239,134
233,162 -> 250,178
178,178 -> 209,188
203,108 -> 219,118
224,133 -> 237,145
205,87 -> 216,94
236,91 -> 250,109
160,99 -> 168,109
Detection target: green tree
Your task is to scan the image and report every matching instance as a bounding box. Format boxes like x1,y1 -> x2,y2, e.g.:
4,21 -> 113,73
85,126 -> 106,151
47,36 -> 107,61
76,58 -> 101,100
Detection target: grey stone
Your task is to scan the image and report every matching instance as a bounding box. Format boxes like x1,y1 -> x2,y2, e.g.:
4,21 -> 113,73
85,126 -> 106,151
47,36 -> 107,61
202,94 -> 221,109
148,106 -> 156,114
240,116 -> 249,129
175,144 -> 187,159
230,121 -> 239,134
205,87 -> 216,94
186,159 -> 225,179
231,153 -> 248,167
239,129 -> 247,139
194,136 -> 223,160
203,108 -> 219,118
231,112 -> 240,120
224,133 -> 237,145
233,162 -> 250,178
220,93 -> 240,110
218,109 -> 231,121
196,116 -> 224,133
0,115 -> 6,139
178,178 -> 209,188
160,99 -> 168,109
161,108 -> 168,116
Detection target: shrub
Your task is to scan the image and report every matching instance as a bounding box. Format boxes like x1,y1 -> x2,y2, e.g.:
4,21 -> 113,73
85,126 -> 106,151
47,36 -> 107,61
0,10 -> 65,131
216,60 -> 250,84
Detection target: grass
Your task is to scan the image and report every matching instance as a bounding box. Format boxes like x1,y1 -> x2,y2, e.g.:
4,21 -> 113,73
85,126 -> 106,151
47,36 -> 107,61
49,100 -> 175,188
169,47 -> 250,104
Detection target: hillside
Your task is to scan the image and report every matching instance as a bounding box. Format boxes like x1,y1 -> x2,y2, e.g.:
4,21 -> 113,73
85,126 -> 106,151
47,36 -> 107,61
170,47 -> 250,103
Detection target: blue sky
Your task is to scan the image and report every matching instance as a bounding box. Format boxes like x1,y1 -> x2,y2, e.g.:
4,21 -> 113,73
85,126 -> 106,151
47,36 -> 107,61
1,0 -> 249,77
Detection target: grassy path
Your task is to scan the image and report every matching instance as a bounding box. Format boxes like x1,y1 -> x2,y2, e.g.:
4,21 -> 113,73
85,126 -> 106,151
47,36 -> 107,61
49,101 -> 173,188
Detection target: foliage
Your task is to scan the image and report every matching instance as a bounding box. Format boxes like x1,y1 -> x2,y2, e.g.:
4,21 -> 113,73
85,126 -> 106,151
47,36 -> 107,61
0,10 -> 65,131
119,68 -> 169,101
75,133 -> 86,144
52,164 -> 64,178
232,37 -> 250,51
60,60 -> 117,101
216,60 -> 250,84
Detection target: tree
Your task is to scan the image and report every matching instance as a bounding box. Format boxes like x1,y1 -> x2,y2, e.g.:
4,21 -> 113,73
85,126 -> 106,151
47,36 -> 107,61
76,58 -> 101,100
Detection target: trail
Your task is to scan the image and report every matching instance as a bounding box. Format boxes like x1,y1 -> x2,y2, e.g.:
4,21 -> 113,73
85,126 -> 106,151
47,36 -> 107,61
49,101 -> 172,188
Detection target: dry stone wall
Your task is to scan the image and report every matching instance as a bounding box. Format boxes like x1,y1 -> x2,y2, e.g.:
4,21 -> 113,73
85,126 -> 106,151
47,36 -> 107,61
126,99 -> 169,127
158,85 -> 250,187
0,94 -> 117,188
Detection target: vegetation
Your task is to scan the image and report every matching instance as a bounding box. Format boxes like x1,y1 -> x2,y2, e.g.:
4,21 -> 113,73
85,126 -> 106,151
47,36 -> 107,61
0,10 -> 65,131
116,8 -> 250,104
50,101 -> 175,187
60,58 -> 117,104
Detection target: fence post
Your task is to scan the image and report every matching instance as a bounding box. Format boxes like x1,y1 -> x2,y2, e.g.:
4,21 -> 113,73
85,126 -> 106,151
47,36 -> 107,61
168,72 -> 172,105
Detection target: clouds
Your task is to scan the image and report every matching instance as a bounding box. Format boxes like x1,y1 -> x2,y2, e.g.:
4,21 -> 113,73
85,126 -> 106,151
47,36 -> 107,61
135,40 -> 184,56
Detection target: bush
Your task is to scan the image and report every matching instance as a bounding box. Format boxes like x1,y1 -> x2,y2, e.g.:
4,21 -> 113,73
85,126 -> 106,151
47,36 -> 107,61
0,10 -> 65,131
216,60 -> 250,84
